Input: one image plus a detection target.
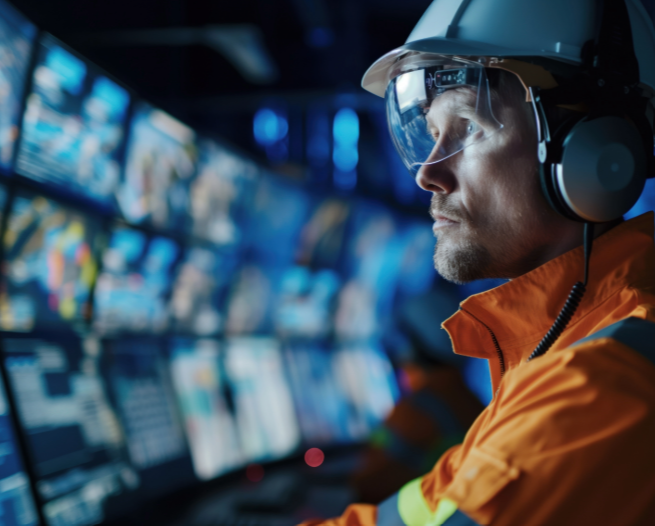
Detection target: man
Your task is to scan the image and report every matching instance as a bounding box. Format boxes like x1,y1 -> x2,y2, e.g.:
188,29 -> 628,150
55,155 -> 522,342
302,0 -> 655,524
351,283 -> 485,504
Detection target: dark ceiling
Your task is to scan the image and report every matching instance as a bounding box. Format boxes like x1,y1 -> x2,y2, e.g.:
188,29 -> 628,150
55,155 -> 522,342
9,0 -> 431,117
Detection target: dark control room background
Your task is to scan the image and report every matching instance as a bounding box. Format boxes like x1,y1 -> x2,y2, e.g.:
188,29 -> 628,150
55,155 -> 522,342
0,1 -> 654,525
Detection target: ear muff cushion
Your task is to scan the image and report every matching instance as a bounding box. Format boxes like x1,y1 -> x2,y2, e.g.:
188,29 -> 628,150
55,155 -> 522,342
556,115 -> 647,222
539,113 -> 586,221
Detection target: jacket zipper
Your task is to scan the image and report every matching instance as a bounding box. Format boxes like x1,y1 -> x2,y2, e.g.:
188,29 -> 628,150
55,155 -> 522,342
483,324 -> 506,379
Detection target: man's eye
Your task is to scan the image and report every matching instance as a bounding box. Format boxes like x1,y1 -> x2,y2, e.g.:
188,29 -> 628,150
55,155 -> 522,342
466,121 -> 480,135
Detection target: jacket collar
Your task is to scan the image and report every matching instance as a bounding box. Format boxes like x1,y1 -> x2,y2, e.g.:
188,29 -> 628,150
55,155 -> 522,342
443,213 -> 655,388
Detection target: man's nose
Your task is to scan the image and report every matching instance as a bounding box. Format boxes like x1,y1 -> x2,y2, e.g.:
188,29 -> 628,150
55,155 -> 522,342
415,156 -> 456,194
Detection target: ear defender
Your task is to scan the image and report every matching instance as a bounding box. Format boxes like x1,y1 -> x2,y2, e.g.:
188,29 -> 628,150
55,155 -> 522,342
539,112 -> 648,223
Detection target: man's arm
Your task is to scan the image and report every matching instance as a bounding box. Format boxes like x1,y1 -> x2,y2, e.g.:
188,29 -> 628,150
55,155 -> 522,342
438,338 -> 655,525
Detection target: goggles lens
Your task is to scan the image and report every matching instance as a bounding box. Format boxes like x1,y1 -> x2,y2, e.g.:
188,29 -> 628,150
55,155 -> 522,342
385,56 -> 504,178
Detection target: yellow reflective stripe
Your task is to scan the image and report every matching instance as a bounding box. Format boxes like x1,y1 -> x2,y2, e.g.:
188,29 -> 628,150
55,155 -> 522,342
433,498 -> 458,526
397,478 -> 433,526
396,478 -> 461,526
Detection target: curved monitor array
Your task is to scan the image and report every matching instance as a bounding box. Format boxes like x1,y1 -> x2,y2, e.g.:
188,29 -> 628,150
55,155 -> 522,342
0,2 -> 439,525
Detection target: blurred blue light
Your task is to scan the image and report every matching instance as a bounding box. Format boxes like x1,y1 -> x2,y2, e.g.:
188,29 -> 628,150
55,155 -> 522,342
333,169 -> 357,191
254,108 -> 288,146
333,108 -> 359,145
333,145 -> 358,172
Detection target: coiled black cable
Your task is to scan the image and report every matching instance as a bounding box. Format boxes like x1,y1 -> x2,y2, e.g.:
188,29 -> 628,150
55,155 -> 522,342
527,223 -> 595,362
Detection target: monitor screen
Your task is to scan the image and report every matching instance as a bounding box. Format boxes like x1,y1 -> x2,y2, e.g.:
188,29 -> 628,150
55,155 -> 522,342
0,372 -> 40,526
118,103 -> 197,231
169,246 -> 235,337
16,35 -> 130,205
335,203 -> 403,341
332,343 -> 399,439
190,140 -> 256,245
2,334 -> 139,526
0,0 -> 36,175
224,263 -> 285,337
1,193 -> 104,332
294,197 -> 351,270
223,337 -> 300,462
103,338 -> 195,497
93,226 -> 181,335
274,266 -> 341,339
168,338 -> 243,480
283,343 -> 357,445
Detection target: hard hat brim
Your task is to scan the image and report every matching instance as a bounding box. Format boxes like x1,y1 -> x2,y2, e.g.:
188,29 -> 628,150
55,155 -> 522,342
361,38 -> 580,98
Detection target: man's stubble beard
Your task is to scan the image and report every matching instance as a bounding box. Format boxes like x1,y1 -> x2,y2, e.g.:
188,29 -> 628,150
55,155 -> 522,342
430,193 -> 517,284
433,229 -> 495,284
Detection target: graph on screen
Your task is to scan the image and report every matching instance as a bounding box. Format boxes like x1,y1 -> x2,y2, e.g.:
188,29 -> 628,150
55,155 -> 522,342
1,193 -> 103,332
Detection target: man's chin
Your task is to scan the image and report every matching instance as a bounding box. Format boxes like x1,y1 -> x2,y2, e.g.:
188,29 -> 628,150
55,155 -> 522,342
433,239 -> 493,284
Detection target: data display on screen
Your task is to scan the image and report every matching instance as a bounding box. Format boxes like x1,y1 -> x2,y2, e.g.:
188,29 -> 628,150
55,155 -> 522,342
169,339 -> 242,480
118,103 -> 197,231
274,266 -> 341,339
0,373 -> 41,526
332,343 -> 399,438
224,263 -> 284,336
294,198 -> 350,270
224,338 -> 300,461
284,344 -> 357,444
335,204 -> 403,341
16,35 -> 130,204
1,194 -> 103,332
190,140 -> 256,245
169,246 -> 235,337
104,338 -> 194,496
3,335 -> 139,526
0,0 -> 36,175
93,226 -> 181,335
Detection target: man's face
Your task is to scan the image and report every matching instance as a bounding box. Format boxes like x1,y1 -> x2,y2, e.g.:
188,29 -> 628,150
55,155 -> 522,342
416,84 -> 565,283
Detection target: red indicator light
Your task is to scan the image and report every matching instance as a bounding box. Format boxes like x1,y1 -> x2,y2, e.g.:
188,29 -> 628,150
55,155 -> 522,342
304,448 -> 325,468
246,463 -> 264,482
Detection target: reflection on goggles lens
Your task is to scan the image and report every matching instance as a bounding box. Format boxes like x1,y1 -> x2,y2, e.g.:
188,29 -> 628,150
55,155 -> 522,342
395,67 -> 482,114
386,63 -> 502,177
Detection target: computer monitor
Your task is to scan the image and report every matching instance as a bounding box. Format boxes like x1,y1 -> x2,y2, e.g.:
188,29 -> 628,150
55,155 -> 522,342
2,333 -> 140,526
274,266 -> 341,339
168,338 -> 243,480
102,338 -> 195,497
0,370 -> 41,525
334,203 -> 402,341
190,140 -> 257,245
283,343 -> 357,445
294,197 -> 351,270
224,262 -> 285,337
118,102 -> 197,232
332,343 -> 399,439
15,34 -> 131,205
1,192 -> 104,332
93,225 -> 181,335
223,337 -> 300,462
0,0 -> 36,175
169,245 -> 236,337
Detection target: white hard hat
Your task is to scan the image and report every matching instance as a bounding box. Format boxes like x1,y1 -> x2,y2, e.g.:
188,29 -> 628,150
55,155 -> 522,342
362,0 -> 655,97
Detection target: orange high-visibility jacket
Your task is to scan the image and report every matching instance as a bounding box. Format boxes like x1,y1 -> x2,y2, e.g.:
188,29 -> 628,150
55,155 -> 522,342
302,213 -> 655,526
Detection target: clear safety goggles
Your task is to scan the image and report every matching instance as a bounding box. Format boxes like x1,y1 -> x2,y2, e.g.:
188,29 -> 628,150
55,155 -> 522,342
385,54 -> 504,178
